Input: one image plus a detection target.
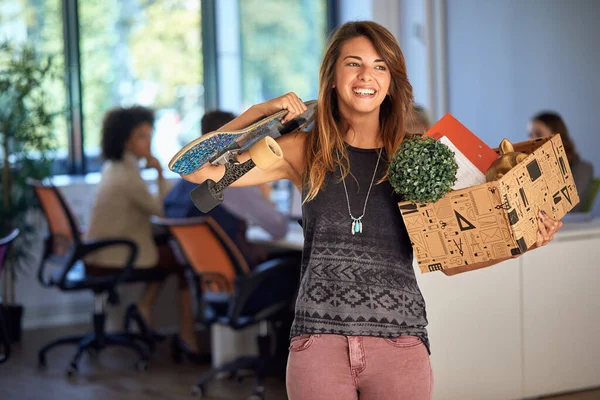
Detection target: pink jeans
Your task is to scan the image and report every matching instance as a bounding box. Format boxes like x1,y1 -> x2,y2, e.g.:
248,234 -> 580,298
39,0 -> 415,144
286,334 -> 433,400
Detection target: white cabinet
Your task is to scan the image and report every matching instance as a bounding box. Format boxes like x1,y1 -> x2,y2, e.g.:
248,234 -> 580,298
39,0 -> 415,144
416,258 -> 523,400
521,233 -> 600,398
415,219 -> 600,400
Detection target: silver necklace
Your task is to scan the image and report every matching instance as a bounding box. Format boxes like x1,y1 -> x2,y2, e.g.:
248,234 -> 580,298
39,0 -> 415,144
339,148 -> 383,235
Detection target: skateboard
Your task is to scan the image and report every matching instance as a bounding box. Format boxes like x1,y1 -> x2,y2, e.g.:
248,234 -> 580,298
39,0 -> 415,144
168,100 -> 317,212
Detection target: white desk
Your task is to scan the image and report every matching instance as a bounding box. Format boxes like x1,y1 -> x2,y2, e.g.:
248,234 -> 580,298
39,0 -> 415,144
246,221 -> 304,252
417,218 -> 600,400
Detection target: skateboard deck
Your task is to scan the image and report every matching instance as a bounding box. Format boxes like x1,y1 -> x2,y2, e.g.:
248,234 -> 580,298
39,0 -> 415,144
169,100 -> 317,175
168,100 -> 317,212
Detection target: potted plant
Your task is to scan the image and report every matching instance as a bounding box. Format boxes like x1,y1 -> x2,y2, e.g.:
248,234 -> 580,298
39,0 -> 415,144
388,135 -> 458,204
0,41 -> 60,342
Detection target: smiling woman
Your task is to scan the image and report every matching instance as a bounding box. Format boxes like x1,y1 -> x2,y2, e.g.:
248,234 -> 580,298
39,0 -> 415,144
334,40 -> 391,116
181,21 -> 431,400
178,20 -> 565,400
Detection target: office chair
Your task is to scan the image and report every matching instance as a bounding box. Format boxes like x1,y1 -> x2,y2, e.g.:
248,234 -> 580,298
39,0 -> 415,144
0,229 -> 19,365
154,216 -> 301,400
28,179 -> 159,375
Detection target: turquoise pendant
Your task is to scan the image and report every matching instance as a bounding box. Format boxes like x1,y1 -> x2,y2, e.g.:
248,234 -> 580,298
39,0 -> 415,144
351,219 -> 363,235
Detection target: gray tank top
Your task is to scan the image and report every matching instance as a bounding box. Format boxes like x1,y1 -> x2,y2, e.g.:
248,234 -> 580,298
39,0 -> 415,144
290,143 -> 430,351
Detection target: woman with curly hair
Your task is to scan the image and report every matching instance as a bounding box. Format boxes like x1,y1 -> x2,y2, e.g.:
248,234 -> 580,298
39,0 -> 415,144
85,106 -> 197,352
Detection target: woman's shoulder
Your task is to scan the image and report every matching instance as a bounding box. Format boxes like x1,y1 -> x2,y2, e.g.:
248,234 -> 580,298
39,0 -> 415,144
580,158 -> 594,172
573,158 -> 595,177
100,159 -> 143,186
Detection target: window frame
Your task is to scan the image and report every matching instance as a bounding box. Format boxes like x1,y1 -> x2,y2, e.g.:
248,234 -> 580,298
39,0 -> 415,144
54,0 -> 338,175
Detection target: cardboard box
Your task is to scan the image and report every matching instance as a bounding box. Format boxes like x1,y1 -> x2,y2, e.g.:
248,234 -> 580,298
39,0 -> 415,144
398,135 -> 580,274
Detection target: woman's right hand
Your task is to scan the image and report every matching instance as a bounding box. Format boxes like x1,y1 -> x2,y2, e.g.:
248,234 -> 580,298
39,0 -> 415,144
146,155 -> 163,177
256,92 -> 308,124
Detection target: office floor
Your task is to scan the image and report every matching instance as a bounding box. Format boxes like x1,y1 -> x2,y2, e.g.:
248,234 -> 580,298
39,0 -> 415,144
0,325 -> 598,400
0,324 -> 287,400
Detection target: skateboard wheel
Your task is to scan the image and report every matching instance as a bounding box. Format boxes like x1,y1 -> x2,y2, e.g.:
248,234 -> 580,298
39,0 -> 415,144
190,179 -> 224,213
249,137 -> 282,170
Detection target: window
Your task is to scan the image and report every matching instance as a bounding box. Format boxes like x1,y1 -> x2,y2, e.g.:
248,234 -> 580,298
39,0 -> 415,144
79,0 -> 203,170
239,0 -> 328,214
239,0 -> 327,107
0,0 -> 69,173
2,0 -> 334,177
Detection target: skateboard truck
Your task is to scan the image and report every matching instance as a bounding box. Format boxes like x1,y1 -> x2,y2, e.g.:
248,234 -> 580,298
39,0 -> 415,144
210,148 -> 241,166
190,135 -> 283,213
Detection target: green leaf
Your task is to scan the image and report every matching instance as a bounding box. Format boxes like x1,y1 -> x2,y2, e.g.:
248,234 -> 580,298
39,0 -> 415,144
1,40 -> 61,287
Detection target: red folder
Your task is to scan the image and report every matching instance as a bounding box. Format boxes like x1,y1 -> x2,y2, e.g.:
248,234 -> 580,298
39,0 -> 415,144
425,114 -> 498,174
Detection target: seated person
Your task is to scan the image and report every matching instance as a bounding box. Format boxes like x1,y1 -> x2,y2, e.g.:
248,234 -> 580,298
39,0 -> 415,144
528,111 -> 595,213
163,110 -> 290,268
84,106 -> 198,351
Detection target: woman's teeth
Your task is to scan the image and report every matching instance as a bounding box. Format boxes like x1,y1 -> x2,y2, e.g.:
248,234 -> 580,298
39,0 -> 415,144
353,88 -> 375,95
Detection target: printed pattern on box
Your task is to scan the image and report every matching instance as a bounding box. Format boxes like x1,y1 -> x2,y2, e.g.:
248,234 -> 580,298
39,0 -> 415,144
497,135 -> 579,253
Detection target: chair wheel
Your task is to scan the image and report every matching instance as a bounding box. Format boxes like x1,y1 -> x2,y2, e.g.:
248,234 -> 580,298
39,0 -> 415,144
66,363 -> 78,377
191,384 -> 205,397
135,360 -> 148,372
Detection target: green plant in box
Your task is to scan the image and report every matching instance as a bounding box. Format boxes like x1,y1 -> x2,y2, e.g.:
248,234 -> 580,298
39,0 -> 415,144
388,136 -> 458,204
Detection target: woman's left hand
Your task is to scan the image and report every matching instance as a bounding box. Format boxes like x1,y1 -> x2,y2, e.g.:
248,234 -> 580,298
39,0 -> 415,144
536,210 -> 563,247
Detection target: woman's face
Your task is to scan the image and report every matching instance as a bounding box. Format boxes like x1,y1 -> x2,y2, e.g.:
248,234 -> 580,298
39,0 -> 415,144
333,36 -> 391,118
125,122 -> 153,159
528,120 -> 553,139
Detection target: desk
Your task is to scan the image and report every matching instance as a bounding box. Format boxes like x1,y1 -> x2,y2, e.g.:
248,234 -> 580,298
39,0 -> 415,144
246,221 -> 304,252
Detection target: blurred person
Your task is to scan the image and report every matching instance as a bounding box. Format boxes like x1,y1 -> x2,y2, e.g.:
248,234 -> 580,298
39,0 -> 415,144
84,106 -> 198,351
529,111 -> 594,213
406,103 -> 431,134
163,110 -> 290,268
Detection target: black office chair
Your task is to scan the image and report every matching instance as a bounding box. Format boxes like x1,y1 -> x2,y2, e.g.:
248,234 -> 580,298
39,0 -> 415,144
28,179 -> 160,375
156,216 -> 300,400
198,258 -> 301,400
0,229 -> 19,365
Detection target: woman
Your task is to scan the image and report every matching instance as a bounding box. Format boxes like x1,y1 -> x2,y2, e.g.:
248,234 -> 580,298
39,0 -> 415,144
85,106 -> 197,351
183,21 -> 562,400
529,111 -> 595,213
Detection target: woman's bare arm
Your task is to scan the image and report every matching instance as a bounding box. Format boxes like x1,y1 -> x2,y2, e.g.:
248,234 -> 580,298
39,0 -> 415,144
180,93 -> 308,189
218,92 -> 308,132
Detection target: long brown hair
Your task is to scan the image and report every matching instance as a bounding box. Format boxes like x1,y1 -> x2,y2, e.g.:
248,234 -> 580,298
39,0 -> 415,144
532,111 -> 580,166
302,21 -> 413,202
